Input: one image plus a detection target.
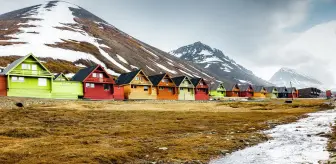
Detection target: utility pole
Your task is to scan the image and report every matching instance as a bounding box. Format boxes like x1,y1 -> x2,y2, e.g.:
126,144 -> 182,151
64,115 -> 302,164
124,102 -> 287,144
290,81 -> 294,101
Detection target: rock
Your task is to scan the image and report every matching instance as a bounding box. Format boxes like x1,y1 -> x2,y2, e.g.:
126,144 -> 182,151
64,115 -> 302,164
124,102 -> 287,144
307,134 -> 312,137
220,149 -> 230,155
158,147 -> 168,151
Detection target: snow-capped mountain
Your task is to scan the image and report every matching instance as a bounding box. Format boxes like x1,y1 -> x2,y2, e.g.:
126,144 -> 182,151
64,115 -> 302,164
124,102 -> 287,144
269,68 -> 323,89
170,42 -> 272,85
0,1 -> 216,80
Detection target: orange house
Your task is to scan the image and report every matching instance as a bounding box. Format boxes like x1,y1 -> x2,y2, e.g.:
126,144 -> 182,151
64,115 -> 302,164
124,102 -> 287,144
116,69 -> 156,100
223,82 -> 240,97
148,73 -> 178,100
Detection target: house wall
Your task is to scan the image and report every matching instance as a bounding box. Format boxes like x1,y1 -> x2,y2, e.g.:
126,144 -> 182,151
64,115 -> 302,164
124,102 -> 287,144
7,76 -> 52,98
0,76 -> 7,96
113,85 -> 124,100
83,83 -> 114,100
195,88 -> 209,100
124,85 -> 156,100
11,56 -> 50,76
288,93 -> 298,98
210,90 -> 226,99
52,81 -> 83,99
278,93 -> 288,98
178,87 -> 195,100
240,91 -> 253,97
226,89 -> 240,97
266,93 -> 278,98
157,87 -> 178,100
254,92 -> 266,98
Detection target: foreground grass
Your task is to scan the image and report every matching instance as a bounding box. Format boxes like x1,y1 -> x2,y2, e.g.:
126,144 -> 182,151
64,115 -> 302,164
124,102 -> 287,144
0,99 -> 331,163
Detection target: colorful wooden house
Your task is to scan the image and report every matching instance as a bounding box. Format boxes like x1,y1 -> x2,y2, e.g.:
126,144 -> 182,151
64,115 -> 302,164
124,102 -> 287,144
116,69 -> 156,100
209,82 -> 226,99
148,73 -> 178,100
253,86 -> 267,98
298,87 -> 321,98
239,84 -> 254,97
172,76 -> 195,100
265,87 -> 278,98
287,87 -> 298,98
0,53 -> 53,98
191,78 -> 209,101
276,87 -> 288,98
52,73 -> 83,99
0,75 -> 6,96
72,65 -> 123,100
223,82 -> 240,97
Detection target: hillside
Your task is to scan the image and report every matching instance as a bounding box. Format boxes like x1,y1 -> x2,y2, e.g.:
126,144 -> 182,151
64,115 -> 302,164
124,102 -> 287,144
269,67 -> 323,89
0,1 -> 215,80
170,42 -> 273,85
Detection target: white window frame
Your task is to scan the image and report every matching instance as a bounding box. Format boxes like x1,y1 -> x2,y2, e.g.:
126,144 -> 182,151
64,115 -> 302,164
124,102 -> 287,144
12,76 -> 18,81
38,78 -> 47,86
144,86 -> 149,91
135,77 -> 139,81
92,73 -> 97,77
22,64 -> 30,70
90,83 -> 95,88
99,73 -> 103,78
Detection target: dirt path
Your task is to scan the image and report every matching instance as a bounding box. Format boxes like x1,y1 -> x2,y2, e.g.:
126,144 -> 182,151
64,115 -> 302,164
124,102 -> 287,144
211,109 -> 336,164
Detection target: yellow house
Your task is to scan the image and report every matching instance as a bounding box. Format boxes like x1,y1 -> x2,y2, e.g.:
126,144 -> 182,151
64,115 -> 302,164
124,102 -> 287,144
253,86 -> 267,98
116,69 -> 156,100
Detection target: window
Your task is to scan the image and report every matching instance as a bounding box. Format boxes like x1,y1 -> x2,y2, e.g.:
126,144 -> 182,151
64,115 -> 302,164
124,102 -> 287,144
38,78 -> 47,86
99,73 -> 103,78
92,73 -> 97,77
135,77 -> 139,81
12,76 -> 24,82
104,84 -> 110,91
144,86 -> 149,91
22,64 -> 30,70
159,87 -> 164,90
131,85 -> 137,89
162,79 -> 168,83
180,88 -> 183,91
86,83 -> 95,88
117,86 -> 120,89
188,88 -> 191,92
200,82 -> 203,86
197,89 -> 200,91
168,88 -> 173,92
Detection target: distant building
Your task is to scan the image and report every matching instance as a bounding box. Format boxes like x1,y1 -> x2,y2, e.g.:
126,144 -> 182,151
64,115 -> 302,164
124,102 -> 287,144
298,87 -> 321,98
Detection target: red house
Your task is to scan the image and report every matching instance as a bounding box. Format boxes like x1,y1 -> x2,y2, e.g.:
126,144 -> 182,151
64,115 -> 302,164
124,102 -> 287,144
287,87 -> 298,98
191,78 -> 209,100
72,65 -> 124,100
239,84 -> 254,98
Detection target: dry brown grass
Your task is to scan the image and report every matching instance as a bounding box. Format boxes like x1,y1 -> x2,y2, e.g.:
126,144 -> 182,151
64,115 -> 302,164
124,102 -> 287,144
0,99 -> 331,164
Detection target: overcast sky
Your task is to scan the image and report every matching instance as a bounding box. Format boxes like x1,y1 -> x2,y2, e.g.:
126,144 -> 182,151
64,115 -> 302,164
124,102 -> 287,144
1,0 -> 336,87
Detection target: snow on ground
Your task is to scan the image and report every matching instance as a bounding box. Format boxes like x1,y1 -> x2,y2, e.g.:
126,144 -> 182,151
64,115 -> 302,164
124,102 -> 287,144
130,65 -> 138,69
179,69 -> 193,77
221,67 -> 231,72
146,65 -> 155,72
238,79 -> 250,83
200,50 -> 212,56
199,56 -> 222,63
65,73 -> 75,78
99,44 -> 110,49
167,61 -> 174,66
141,46 -> 159,58
116,54 -> 128,64
222,63 -> 233,69
0,1 -> 127,74
211,109 -> 336,164
205,64 -> 211,68
156,63 -> 177,74
75,64 -> 86,67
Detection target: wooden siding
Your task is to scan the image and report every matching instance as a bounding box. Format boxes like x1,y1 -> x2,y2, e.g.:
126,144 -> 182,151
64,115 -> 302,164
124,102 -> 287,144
194,79 -> 209,100
52,81 -> 83,99
177,87 -> 195,100
7,76 -> 52,98
124,85 -> 156,100
0,76 -> 6,96
156,87 -> 178,100
253,92 -> 266,98
113,85 -> 125,100
83,83 -> 114,100
226,88 -> 240,97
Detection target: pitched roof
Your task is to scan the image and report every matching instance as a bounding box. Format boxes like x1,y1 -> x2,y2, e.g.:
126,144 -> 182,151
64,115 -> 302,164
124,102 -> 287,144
1,53 -> 52,76
116,69 -> 141,85
148,73 -> 166,86
172,76 -> 188,86
72,65 -> 97,82
190,78 -> 202,87
265,86 -> 277,93
239,84 -> 252,91
276,87 -> 288,93
253,86 -> 265,92
223,82 -> 238,91
54,73 -> 69,81
210,82 -> 222,90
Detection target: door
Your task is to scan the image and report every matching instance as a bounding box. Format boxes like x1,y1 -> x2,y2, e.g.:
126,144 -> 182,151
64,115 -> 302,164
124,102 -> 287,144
32,64 -> 37,75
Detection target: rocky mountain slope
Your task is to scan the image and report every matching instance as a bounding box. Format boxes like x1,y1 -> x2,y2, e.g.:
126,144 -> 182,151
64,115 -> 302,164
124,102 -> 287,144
170,42 -> 272,85
269,67 -> 323,89
0,1 -> 216,80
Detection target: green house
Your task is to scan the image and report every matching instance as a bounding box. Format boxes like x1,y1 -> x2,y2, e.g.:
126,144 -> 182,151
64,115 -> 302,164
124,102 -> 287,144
265,87 -> 278,98
52,73 -> 83,99
210,82 -> 226,99
2,53 -> 53,98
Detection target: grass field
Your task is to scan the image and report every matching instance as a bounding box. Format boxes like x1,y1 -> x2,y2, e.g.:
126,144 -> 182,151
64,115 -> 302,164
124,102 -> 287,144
0,99 -> 332,163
